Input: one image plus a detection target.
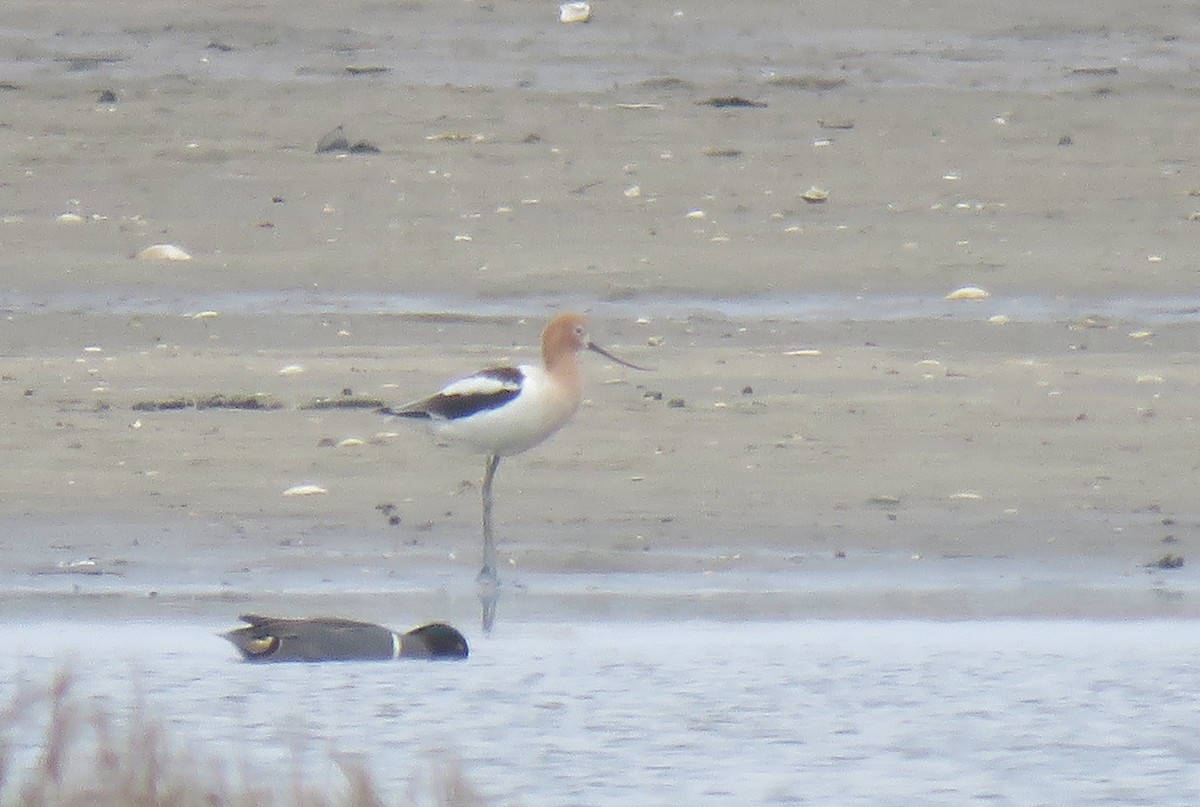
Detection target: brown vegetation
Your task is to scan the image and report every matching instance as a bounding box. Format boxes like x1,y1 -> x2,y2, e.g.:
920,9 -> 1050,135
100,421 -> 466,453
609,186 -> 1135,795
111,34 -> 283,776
0,672 -> 485,807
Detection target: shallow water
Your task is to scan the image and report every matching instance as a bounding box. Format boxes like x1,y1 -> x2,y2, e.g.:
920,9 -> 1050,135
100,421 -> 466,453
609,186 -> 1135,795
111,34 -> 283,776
2,619 -> 1198,806
7,286 -> 1200,325
3,13 -> 1198,94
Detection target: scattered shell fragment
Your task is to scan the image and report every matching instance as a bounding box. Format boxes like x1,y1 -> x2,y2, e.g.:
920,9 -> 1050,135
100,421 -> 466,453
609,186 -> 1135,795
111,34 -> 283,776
784,349 -> 822,357
57,212 -> 85,224
1136,374 -> 1164,384
1128,330 -> 1154,340
950,491 -> 983,500
283,484 -> 328,497
336,438 -> 367,448
685,209 -> 707,220
1146,553 -> 1184,570
277,364 -> 305,376
1069,314 -> 1115,330
315,125 -> 378,154
559,2 -> 591,23
137,244 -> 191,261
425,132 -> 486,143
944,286 -> 989,301
989,314 -> 1010,324
624,185 -> 642,198
192,310 -> 219,320
801,186 -> 828,203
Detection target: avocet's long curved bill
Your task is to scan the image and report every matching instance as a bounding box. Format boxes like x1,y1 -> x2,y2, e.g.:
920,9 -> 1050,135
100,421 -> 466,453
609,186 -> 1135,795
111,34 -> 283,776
587,341 -> 653,371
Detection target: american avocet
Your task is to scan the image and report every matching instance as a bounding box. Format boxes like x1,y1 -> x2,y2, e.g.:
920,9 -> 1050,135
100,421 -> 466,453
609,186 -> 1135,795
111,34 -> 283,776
382,313 -> 648,588
224,614 -> 468,662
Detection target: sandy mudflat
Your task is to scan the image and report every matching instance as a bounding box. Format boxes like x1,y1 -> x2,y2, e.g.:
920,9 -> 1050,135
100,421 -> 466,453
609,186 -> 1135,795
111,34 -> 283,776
1,0 -> 1199,623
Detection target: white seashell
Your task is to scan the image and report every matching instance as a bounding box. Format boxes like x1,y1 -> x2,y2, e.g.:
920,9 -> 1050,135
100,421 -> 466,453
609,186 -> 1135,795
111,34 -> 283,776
57,212 -> 85,224
337,438 -> 366,448
559,2 -> 591,23
192,310 -> 219,320
137,244 -> 192,261
1128,330 -> 1153,340
784,349 -> 822,357
283,484 -> 327,497
277,364 -> 305,376
1136,374 -> 1164,384
944,286 -> 989,300
685,209 -> 706,219
624,185 -> 642,198
989,314 -> 1010,324
801,186 -> 829,203
950,491 -> 983,500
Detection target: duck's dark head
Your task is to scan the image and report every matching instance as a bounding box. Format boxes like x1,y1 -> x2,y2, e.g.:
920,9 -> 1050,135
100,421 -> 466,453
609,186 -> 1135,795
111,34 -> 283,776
400,622 -> 470,660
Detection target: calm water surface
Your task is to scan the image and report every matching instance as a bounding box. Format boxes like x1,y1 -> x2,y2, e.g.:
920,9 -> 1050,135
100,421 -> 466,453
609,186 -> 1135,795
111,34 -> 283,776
1,619 -> 1197,806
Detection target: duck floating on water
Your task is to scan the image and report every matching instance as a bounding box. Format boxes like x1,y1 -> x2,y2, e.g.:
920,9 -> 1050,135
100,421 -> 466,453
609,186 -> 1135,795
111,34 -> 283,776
223,614 -> 469,662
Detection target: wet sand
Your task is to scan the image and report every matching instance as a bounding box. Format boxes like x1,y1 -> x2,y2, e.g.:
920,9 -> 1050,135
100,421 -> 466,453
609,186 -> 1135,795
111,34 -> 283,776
1,1 -> 1199,623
